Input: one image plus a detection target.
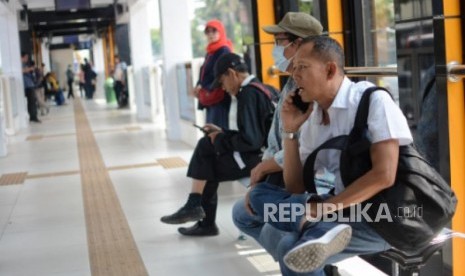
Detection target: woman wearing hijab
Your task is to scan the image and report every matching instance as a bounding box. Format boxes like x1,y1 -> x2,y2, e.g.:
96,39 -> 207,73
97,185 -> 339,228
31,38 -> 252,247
193,19 -> 233,129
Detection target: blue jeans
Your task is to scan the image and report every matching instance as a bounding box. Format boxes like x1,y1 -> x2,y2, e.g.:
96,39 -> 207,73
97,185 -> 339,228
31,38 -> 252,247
232,188 -> 313,276
242,183 -> 390,276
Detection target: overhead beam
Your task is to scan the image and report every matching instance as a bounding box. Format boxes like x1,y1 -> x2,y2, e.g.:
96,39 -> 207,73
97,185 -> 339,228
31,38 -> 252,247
45,29 -> 97,37
33,20 -> 111,32
28,6 -> 114,24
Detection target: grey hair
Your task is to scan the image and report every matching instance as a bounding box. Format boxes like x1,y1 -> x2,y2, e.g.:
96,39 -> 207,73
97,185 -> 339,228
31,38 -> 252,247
300,36 -> 344,74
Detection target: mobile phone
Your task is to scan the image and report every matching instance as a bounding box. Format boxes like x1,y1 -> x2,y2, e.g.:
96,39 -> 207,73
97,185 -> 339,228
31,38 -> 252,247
291,89 -> 310,113
193,124 -> 209,134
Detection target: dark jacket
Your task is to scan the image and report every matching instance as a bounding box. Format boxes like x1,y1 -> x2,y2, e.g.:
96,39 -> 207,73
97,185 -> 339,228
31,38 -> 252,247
198,46 -> 230,90
213,78 -> 275,160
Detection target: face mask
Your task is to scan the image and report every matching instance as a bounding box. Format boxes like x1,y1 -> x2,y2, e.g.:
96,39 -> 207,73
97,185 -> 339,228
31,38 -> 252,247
272,43 -> 292,72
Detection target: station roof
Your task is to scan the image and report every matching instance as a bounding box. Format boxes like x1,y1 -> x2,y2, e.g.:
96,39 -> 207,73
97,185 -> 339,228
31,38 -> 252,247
21,0 -> 127,37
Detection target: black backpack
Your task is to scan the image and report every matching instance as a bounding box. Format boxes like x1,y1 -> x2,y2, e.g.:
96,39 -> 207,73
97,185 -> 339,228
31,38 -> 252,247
303,86 -> 457,252
247,82 -> 278,147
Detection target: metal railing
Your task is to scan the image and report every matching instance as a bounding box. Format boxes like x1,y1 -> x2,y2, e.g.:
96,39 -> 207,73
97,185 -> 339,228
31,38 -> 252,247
344,66 -> 398,77
447,61 -> 465,82
268,65 -> 398,78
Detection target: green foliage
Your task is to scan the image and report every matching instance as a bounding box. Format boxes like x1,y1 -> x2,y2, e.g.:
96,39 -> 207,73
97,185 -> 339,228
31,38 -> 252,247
191,0 -> 243,57
298,1 -> 313,14
151,29 -> 162,59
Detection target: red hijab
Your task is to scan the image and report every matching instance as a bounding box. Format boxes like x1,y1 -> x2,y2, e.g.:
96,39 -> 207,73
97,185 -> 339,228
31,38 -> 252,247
205,19 -> 233,54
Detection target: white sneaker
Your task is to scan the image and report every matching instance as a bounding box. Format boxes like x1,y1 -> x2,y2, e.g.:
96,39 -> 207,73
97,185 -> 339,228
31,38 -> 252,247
284,224 -> 352,273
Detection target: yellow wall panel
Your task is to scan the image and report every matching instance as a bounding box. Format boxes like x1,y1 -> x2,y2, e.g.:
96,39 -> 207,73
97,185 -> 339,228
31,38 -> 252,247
443,0 -> 461,16
256,0 -> 279,88
443,16 -> 465,276
326,0 -> 344,47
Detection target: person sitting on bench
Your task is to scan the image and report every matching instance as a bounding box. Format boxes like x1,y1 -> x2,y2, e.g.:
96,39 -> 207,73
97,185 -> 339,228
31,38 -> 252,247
160,53 -> 275,236
248,35 -> 413,275
45,72 -> 65,105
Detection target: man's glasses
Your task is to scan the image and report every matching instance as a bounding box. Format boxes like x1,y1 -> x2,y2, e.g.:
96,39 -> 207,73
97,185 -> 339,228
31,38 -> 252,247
204,28 -> 218,34
274,38 -> 290,46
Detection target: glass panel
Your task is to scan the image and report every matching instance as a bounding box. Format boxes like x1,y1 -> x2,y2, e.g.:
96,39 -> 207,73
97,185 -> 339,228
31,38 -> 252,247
238,0 -> 257,75
396,19 -> 434,126
397,56 -> 414,121
396,0 -> 433,21
361,0 -> 399,102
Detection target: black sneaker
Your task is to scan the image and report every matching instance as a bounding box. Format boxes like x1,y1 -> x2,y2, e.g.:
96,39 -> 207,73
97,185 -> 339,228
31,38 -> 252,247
30,118 -> 42,123
178,222 -> 219,237
160,205 -> 205,225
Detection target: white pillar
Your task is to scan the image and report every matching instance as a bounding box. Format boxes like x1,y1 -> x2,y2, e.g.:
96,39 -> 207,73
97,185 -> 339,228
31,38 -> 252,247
92,38 -> 105,99
41,42 -> 51,72
129,0 -> 153,120
0,2 -> 28,130
159,0 -> 192,141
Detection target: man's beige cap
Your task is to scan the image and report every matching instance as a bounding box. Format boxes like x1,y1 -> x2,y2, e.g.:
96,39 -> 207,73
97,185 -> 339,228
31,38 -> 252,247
262,12 -> 323,38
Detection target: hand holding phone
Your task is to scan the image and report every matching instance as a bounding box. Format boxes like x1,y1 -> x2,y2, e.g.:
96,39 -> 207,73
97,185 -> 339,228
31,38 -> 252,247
291,88 -> 310,113
193,124 -> 210,134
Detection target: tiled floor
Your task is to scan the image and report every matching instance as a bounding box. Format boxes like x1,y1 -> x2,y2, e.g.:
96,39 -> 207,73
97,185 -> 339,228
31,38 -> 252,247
0,95 -> 387,276
0,96 -> 282,276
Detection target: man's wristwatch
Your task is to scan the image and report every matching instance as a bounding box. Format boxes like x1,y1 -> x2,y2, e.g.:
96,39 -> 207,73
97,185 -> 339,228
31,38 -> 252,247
282,131 -> 299,140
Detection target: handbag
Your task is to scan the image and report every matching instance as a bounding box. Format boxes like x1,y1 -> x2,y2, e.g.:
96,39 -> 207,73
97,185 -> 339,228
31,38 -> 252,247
198,87 -> 225,106
303,86 -> 457,252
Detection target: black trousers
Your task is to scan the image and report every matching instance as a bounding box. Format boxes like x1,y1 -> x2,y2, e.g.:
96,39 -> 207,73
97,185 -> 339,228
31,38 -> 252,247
187,136 -> 261,226
67,80 -> 74,98
25,88 -> 38,121
114,81 -> 124,105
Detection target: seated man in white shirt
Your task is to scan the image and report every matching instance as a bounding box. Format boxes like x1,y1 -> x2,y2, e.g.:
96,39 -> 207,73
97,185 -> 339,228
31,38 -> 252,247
248,35 -> 412,275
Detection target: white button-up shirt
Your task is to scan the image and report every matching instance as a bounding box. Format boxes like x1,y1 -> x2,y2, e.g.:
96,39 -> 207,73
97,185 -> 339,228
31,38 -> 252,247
299,77 -> 413,194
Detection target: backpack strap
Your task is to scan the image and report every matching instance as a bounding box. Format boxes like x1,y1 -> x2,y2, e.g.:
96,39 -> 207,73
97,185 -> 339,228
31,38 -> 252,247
302,135 -> 348,194
302,86 -> 391,193
247,82 -> 272,100
350,86 -> 391,143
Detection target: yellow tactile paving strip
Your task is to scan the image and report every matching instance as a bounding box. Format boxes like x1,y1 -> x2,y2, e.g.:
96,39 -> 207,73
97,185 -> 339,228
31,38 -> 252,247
26,170 -> 81,179
26,126 -> 142,141
156,157 -> 188,169
125,126 -> 142,132
0,172 -> 28,186
107,162 -> 159,171
26,135 -> 44,141
74,99 -> 148,276
1,162 -> 163,182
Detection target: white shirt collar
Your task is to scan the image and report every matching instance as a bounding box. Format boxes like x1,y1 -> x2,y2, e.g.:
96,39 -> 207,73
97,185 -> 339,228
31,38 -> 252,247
241,75 -> 255,87
329,77 -> 352,109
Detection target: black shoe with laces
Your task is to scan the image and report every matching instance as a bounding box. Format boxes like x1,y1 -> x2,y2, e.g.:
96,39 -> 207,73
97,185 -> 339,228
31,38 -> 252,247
178,222 -> 219,236
160,205 -> 205,224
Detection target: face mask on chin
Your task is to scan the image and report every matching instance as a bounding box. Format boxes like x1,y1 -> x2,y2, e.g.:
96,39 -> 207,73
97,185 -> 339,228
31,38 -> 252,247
272,43 -> 292,72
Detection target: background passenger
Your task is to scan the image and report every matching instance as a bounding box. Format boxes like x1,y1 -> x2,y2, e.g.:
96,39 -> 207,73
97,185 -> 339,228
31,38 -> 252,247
32,61 -> 49,115
193,19 -> 232,129
83,58 -> 97,99
21,52 -> 40,123
46,72 -> 65,106
66,65 -> 75,99
113,55 -> 128,108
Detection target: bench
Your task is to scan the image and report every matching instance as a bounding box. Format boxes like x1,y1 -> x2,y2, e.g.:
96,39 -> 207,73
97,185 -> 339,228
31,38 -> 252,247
236,177 -> 251,188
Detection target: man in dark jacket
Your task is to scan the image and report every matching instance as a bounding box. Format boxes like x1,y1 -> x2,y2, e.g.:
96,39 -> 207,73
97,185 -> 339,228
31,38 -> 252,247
161,53 -> 275,236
